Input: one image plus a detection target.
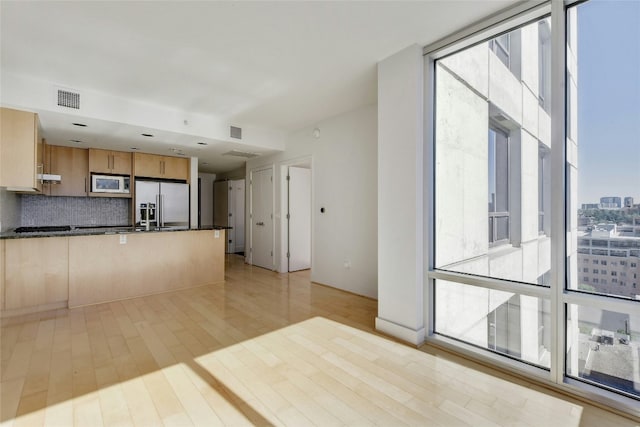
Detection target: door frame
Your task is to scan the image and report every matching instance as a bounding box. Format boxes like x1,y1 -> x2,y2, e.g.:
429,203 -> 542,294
248,165 -> 275,269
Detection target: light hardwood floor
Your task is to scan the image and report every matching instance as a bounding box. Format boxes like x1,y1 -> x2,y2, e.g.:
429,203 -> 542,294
1,255 -> 637,426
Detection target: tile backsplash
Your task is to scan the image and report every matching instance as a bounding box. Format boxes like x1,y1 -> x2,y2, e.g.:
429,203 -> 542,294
0,188 -> 22,232
21,195 -> 129,227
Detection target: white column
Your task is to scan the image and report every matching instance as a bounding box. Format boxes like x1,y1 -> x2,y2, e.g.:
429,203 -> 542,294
190,157 -> 198,229
376,44 -> 425,345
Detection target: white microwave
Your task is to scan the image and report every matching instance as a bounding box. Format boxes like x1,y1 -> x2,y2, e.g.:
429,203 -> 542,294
91,174 -> 130,194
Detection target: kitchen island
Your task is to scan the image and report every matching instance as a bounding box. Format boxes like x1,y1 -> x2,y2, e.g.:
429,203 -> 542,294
0,228 -> 226,316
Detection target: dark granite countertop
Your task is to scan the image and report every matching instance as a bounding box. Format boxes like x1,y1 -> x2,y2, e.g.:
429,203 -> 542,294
0,225 -> 231,240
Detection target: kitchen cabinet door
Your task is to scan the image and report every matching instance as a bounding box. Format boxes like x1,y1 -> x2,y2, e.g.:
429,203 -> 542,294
48,146 -> 89,196
134,153 -> 189,180
162,156 -> 189,180
89,148 -> 113,174
134,152 -> 163,178
0,107 -> 43,192
89,148 -> 131,175
4,237 -> 69,310
111,150 -> 132,175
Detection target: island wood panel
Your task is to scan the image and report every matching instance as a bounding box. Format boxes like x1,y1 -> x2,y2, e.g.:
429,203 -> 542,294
68,230 -> 224,307
0,240 -> 4,310
3,237 -> 69,310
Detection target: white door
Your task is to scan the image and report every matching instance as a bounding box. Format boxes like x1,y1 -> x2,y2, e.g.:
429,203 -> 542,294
227,183 -> 234,253
232,179 -> 245,253
251,169 -> 273,269
288,167 -> 311,271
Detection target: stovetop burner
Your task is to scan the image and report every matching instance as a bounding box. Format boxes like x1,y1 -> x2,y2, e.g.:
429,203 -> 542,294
14,226 -> 72,233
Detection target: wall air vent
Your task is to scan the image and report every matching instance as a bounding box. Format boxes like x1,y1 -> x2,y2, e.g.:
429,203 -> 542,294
222,150 -> 258,159
57,89 -> 80,109
230,126 -> 242,139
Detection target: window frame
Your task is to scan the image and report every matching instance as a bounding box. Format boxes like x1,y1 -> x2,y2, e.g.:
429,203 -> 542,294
488,126 -> 511,246
423,0 -> 639,417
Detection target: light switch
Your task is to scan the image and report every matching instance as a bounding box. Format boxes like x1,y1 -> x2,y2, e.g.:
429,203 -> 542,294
119,234 -> 127,244
214,230 -> 220,238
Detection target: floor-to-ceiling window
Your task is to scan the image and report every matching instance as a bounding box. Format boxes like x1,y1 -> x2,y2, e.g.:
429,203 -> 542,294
428,0 -> 639,416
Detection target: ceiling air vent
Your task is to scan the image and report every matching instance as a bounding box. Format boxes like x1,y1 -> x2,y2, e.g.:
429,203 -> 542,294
230,126 -> 242,139
222,150 -> 258,159
57,89 -> 80,109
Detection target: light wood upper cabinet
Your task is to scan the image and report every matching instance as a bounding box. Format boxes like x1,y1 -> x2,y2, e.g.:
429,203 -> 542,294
0,107 -> 43,192
4,237 -> 69,310
46,145 -> 89,197
89,148 -> 132,175
134,152 -> 189,181
162,155 -> 190,180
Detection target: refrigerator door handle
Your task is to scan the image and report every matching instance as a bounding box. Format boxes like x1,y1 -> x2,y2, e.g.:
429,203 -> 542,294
160,194 -> 165,227
156,194 -> 161,228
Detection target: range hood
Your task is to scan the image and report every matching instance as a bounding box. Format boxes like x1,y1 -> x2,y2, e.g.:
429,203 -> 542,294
39,173 -> 62,183
6,174 -> 62,192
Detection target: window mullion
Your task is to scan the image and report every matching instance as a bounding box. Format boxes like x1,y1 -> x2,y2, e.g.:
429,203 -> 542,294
549,0 -> 567,386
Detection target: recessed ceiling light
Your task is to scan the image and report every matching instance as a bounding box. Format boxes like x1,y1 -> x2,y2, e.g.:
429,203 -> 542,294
197,142 -> 208,146
69,139 -> 83,143
141,133 -> 154,137
72,122 -> 87,127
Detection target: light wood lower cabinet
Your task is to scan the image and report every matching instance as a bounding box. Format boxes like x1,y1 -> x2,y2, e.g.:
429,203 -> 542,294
0,241 -> 4,310
68,230 -> 224,307
4,237 -> 69,310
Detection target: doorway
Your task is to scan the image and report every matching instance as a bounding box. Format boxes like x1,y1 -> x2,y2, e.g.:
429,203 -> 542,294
287,166 -> 311,272
250,168 -> 274,270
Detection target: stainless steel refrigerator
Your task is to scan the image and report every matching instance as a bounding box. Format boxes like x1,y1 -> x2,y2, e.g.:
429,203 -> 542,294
135,180 -> 190,228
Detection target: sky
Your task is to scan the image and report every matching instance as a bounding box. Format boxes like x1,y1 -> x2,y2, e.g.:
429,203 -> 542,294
576,0 -> 640,205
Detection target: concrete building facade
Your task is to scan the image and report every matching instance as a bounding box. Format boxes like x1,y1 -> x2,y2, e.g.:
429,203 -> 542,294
432,15 -> 568,367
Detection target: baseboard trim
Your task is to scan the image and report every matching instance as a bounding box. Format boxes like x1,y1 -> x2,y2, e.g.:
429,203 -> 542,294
1,301 -> 68,319
375,317 -> 425,346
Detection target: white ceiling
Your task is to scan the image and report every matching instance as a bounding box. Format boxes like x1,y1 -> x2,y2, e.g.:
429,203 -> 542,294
1,0 -> 513,173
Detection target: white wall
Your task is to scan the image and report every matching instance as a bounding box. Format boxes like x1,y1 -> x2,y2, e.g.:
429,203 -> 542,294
1,72 -> 286,152
246,104 -> 378,299
376,44 -> 425,344
198,172 -> 216,227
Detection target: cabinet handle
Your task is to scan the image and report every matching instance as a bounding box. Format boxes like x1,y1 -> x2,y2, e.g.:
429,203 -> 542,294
84,177 -> 87,193
37,164 -> 44,184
